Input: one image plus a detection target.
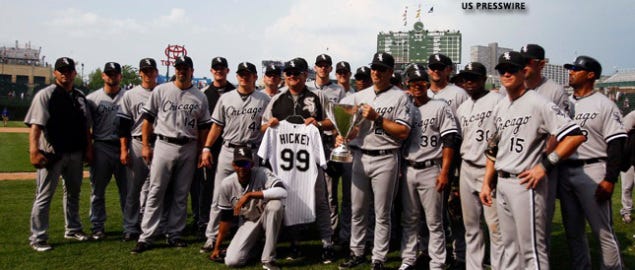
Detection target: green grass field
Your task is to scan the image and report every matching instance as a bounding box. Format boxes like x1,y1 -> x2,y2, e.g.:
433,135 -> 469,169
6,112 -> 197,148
0,132 -> 33,172
3,120 -> 26,128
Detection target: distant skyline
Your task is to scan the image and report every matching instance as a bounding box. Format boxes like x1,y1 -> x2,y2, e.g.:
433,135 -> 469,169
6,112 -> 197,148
2,0 -> 633,81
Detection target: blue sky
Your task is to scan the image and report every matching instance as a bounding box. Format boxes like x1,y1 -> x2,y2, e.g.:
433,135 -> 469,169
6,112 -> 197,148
1,0 -> 633,81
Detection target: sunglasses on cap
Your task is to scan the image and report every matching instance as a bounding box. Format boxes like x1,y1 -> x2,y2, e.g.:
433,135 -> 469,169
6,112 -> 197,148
212,65 -> 226,71
234,160 -> 253,168
371,65 -> 388,72
56,67 -> 74,74
497,66 -> 522,75
428,64 -> 446,71
567,65 -> 586,72
285,70 -> 303,77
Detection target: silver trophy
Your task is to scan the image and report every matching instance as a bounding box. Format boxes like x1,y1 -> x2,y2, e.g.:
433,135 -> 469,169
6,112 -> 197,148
326,103 -> 360,163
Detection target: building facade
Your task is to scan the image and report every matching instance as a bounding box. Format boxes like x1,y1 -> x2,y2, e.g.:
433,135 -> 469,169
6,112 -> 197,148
0,41 -> 52,93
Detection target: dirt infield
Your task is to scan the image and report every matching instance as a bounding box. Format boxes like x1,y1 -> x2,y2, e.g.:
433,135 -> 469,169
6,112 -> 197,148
0,127 -> 29,133
0,171 -> 90,181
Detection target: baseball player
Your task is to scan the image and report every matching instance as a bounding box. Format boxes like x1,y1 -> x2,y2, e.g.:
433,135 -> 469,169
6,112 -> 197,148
210,146 -> 286,270
131,56 -> 212,253
336,61 -> 355,95
479,51 -> 585,269
338,52 -> 411,270
560,56 -> 625,269
201,62 -> 270,251
354,66 -> 372,91
26,57 -> 92,251
86,62 -> 128,240
399,64 -> 460,270
620,110 -> 635,223
455,62 -> 504,270
261,64 -> 282,97
191,56 -> 236,238
260,57 -> 336,264
118,58 -> 158,241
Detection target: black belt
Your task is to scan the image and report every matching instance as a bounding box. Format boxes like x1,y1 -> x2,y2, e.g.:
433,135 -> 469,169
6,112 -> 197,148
226,142 -> 257,149
157,135 -> 193,146
498,171 -> 519,178
464,159 -> 485,169
95,139 -> 120,147
132,136 -> 142,141
132,135 -> 156,142
406,159 -> 440,169
561,158 -> 605,167
350,146 -> 395,156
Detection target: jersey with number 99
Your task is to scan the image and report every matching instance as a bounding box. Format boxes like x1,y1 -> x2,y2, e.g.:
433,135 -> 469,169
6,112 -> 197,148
258,120 -> 326,226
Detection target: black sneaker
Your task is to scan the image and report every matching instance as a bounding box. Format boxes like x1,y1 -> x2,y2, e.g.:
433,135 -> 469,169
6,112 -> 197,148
285,245 -> 302,261
123,232 -> 139,242
167,238 -> 187,248
64,231 -> 89,241
131,242 -> 151,254
322,246 -> 335,264
262,261 -> 281,270
398,263 -> 414,270
372,260 -> 384,270
31,241 -> 52,252
338,255 -> 366,269
92,230 -> 106,240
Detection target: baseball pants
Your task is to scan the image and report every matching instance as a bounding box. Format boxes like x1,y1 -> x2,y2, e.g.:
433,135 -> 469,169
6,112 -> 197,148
30,151 -> 85,244
123,139 -> 150,234
401,164 -> 446,270
225,200 -> 284,267
559,163 -> 623,270
620,166 -> 635,217
138,139 -> 196,243
90,141 -> 128,233
496,174 -> 549,270
350,149 -> 399,263
459,162 -> 503,270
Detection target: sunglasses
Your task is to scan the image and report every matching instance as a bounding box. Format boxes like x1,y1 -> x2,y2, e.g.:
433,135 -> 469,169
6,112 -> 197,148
371,66 -> 388,72
428,64 -> 446,71
265,72 -> 281,77
462,74 -> 482,82
408,82 -> 428,90
497,66 -> 521,75
234,160 -> 253,168
567,66 -> 585,72
316,63 -> 331,68
285,70 -> 303,77
56,68 -> 74,74
212,66 -> 227,71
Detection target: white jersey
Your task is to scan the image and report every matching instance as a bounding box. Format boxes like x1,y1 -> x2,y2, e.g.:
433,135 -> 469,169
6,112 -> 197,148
117,85 -> 153,137
310,81 -> 346,104
500,77 -> 571,116
258,120 -> 326,226
87,88 -> 126,141
493,91 -> 579,173
456,91 -> 504,166
217,167 -> 283,221
142,82 -> 212,139
568,92 -> 627,159
624,110 -> 635,132
342,86 -> 412,149
211,90 -> 270,145
427,83 -> 469,113
404,99 -> 459,162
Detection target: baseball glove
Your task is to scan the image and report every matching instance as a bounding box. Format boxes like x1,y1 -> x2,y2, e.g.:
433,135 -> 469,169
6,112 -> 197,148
484,130 -> 501,161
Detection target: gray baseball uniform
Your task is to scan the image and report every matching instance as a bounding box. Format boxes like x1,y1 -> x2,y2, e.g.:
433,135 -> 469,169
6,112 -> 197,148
492,90 -> 579,270
401,99 -> 458,269
427,84 -> 469,113
560,92 -> 625,269
205,89 -> 270,243
456,91 -> 505,270
620,110 -> 635,217
118,85 -> 153,235
344,85 -> 411,262
26,83 -> 91,245
218,167 -> 285,267
86,88 -> 128,234
138,82 -> 211,243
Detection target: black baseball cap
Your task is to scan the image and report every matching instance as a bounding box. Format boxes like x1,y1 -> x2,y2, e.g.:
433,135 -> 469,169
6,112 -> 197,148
139,58 -> 157,70
406,64 -> 429,82
391,72 -> 403,85
428,53 -> 453,68
520,44 -> 545,60
315,54 -> 332,66
283,57 -> 309,72
236,62 -> 257,74
459,62 -> 487,78
211,57 -> 228,69
370,52 -> 395,69
265,64 -> 282,76
174,55 -> 194,68
354,66 -> 371,80
564,55 -> 602,79
54,57 -> 75,71
103,62 -> 122,74
495,51 -> 528,70
233,145 -> 253,163
335,61 -> 351,73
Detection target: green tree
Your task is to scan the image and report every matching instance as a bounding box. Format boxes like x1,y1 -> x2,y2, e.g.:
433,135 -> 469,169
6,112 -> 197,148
87,68 -> 104,91
121,65 -> 141,87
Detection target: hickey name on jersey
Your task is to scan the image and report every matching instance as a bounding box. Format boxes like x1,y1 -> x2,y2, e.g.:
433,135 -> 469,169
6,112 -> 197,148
279,133 -> 310,145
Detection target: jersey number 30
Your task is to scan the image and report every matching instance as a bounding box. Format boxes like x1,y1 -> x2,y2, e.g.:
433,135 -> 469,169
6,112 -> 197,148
280,149 -> 310,172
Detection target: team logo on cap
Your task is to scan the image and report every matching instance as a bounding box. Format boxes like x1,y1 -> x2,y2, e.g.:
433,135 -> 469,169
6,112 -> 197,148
320,54 -> 327,61
242,62 -> 248,68
377,53 -> 384,62
145,59 -> 152,66
270,64 -> 276,69
521,45 -> 527,53
62,58 -> 70,65
290,61 -> 296,67
179,56 -> 186,61
361,67 -> 367,72
414,70 -> 422,77
467,63 -> 473,70
238,147 -> 247,157
109,63 -> 116,69
216,57 -> 221,63
435,54 -> 441,61
503,52 -> 512,60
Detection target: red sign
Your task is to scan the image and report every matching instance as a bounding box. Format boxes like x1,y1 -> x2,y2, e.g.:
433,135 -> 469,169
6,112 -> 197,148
163,44 -> 187,66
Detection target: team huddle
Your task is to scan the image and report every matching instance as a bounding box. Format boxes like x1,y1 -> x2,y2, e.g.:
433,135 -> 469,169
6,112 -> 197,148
24,43 -> 634,270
